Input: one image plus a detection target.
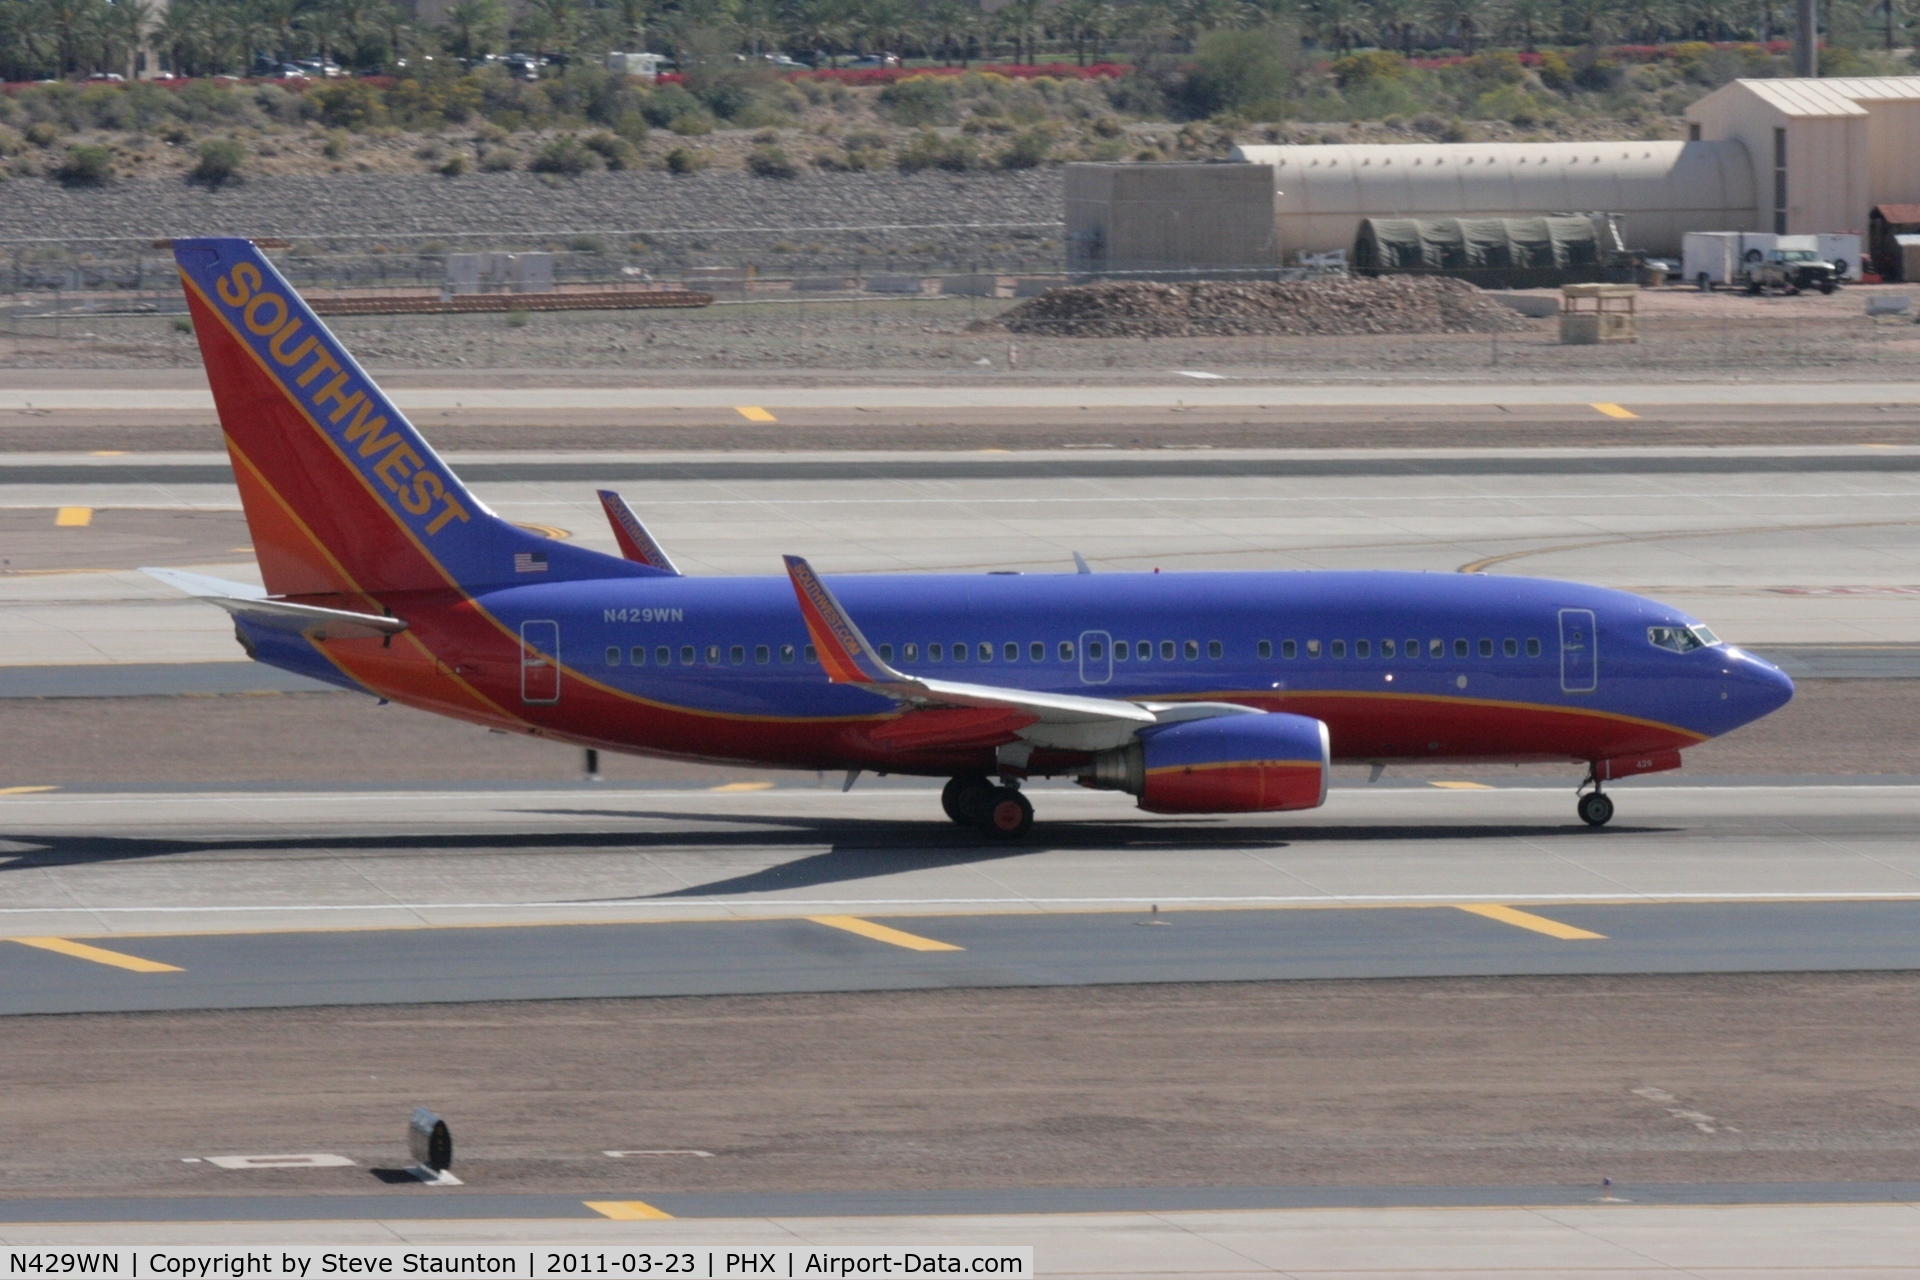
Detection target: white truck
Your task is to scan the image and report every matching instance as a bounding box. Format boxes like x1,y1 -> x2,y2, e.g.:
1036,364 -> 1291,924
1683,232 -> 1861,290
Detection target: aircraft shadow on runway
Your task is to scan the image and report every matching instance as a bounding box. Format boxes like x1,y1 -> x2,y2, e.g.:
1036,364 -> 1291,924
0,812 -> 1670,900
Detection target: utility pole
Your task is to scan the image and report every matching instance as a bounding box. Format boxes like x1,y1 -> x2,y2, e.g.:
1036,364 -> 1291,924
1794,0 -> 1818,75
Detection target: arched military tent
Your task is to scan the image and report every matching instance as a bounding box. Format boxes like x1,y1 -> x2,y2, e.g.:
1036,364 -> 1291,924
1352,215 -> 1619,288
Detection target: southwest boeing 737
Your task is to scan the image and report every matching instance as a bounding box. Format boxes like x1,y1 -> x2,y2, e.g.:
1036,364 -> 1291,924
151,237 -> 1795,838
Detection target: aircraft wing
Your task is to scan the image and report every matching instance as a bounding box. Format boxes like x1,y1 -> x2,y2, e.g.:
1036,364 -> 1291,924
141,567 -> 407,641
782,555 -> 1253,751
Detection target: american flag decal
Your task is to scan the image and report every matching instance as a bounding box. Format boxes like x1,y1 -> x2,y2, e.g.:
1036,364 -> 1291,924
514,551 -> 549,574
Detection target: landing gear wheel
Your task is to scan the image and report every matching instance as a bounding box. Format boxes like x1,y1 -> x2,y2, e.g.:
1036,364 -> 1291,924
979,787 -> 1034,841
941,775 -> 994,825
1578,792 -> 1615,827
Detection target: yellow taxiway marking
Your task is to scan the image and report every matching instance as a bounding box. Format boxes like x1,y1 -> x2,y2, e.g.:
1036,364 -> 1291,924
1591,403 -> 1639,419
55,507 -> 93,527
809,915 -> 964,952
585,1200 -> 674,1220
1456,904 -> 1606,940
14,937 -> 184,972
89,450 -> 128,456
1429,781 -> 1494,790
710,781 -> 775,792
0,785 -> 58,795
735,406 -> 777,422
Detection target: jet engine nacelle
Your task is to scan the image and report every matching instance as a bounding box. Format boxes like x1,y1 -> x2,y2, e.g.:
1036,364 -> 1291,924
1077,712 -> 1331,813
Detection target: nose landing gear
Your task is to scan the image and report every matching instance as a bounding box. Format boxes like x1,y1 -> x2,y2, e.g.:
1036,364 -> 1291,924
941,774 -> 1035,840
1576,766 -> 1614,827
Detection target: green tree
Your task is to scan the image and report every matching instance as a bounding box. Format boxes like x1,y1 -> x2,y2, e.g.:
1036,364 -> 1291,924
1179,24 -> 1296,115
441,0 -> 504,61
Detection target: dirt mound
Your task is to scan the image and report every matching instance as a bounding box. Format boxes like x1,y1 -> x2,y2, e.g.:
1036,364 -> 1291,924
988,276 -> 1533,338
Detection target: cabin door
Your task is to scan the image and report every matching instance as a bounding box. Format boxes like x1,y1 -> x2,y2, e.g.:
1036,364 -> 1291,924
1558,608 -> 1597,694
520,619 -> 561,704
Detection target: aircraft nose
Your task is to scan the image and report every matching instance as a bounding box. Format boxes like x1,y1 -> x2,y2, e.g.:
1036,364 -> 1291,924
1728,649 -> 1795,723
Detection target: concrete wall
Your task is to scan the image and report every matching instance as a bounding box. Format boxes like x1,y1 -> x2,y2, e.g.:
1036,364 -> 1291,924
1867,100 -> 1920,210
1066,163 -> 1277,277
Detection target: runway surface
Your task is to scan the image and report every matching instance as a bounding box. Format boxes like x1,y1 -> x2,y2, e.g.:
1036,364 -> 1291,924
5,782 -> 1920,1012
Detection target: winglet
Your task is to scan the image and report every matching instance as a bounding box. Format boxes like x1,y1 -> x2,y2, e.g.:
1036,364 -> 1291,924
598,490 -> 679,574
1073,551 -> 1092,575
782,555 -> 903,686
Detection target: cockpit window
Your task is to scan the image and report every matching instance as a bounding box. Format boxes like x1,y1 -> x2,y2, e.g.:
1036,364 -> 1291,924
1648,625 -> 1718,652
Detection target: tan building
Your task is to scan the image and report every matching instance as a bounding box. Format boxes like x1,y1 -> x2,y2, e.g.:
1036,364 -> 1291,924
1683,76 -> 1920,236
1066,76 -> 1920,276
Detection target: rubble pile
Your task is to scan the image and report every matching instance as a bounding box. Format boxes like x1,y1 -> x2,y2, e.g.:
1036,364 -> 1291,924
990,276 -> 1533,338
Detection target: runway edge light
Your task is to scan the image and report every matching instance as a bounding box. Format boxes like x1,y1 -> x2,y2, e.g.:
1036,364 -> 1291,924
406,1106 -> 460,1184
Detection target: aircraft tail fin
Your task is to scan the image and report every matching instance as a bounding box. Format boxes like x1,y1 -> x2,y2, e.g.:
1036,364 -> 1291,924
599,490 -> 680,574
172,237 -> 649,599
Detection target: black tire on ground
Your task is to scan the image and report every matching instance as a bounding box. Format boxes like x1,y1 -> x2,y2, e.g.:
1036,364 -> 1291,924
1746,281 -> 1762,295
941,775 -> 995,825
1819,279 -> 1837,294
1697,272 -> 1713,292
979,787 -> 1034,841
1578,792 -> 1615,827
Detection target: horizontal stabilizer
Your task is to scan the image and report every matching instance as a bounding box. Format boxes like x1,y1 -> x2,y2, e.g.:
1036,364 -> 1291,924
141,566 -> 406,641
598,490 -> 680,574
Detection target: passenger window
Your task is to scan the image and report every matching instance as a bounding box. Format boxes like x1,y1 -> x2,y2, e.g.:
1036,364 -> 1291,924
1114,640 -> 1130,661
929,642 -> 943,661
1160,640 -> 1175,660
1382,639 -> 1396,657
1208,640 -> 1223,659
1527,638 -> 1541,657
707,644 -> 721,665
1307,639 -> 1322,657
730,645 -> 745,664
658,646 -> 672,666
1282,639 -> 1297,659
878,644 -> 893,661
1030,641 -> 1044,661
779,644 -> 795,663
1088,640 -> 1105,659
1331,640 -> 1347,658
1356,639 -> 1371,658
979,642 -> 993,662
1004,642 -> 1018,662
1137,640 -> 1151,660
1059,641 -> 1074,661
680,645 -> 695,665
1503,638 -> 1517,657
631,646 -> 647,666
953,642 -> 968,663
1430,639 -> 1443,657
804,645 -> 817,663
904,643 -> 918,662
1406,638 -> 1419,658
606,646 -> 621,666
1478,639 -> 1493,658
1258,640 -> 1272,659
755,645 -> 770,664
1183,640 -> 1199,660
1453,639 -> 1467,658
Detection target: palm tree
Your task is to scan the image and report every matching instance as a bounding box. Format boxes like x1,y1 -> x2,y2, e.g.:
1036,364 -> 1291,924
101,0 -> 152,77
1055,0 -> 1111,61
442,0 -> 502,59
997,0 -> 1045,63
921,0 -> 979,64
1428,0 -> 1494,51
1367,0 -> 1425,53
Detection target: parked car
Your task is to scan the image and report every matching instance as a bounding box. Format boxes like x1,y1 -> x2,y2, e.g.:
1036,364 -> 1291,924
1746,248 -> 1840,295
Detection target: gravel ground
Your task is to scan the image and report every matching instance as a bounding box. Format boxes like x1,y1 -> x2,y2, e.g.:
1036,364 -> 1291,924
8,972 -> 1920,1196
991,277 -> 1531,338
2,679 -> 1903,786
0,169 -> 1064,269
6,295 -> 1919,377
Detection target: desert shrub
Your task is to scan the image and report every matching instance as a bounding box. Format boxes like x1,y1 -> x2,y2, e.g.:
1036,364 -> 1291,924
997,128 -> 1051,169
24,120 -> 61,146
668,112 -> 714,135
1179,27 -> 1299,118
530,134 -> 596,174
664,145 -> 708,173
310,80 -> 385,129
54,144 -> 112,186
1330,50 -> 1407,89
877,74 -> 961,126
746,144 -> 799,178
479,147 -> 518,171
638,84 -> 703,127
897,129 -> 977,172
190,137 -> 245,186
583,131 -> 637,169
440,153 -> 471,175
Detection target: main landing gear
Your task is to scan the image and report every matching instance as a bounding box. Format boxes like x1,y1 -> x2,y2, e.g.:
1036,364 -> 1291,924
1576,767 -> 1614,827
942,774 -> 1034,841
